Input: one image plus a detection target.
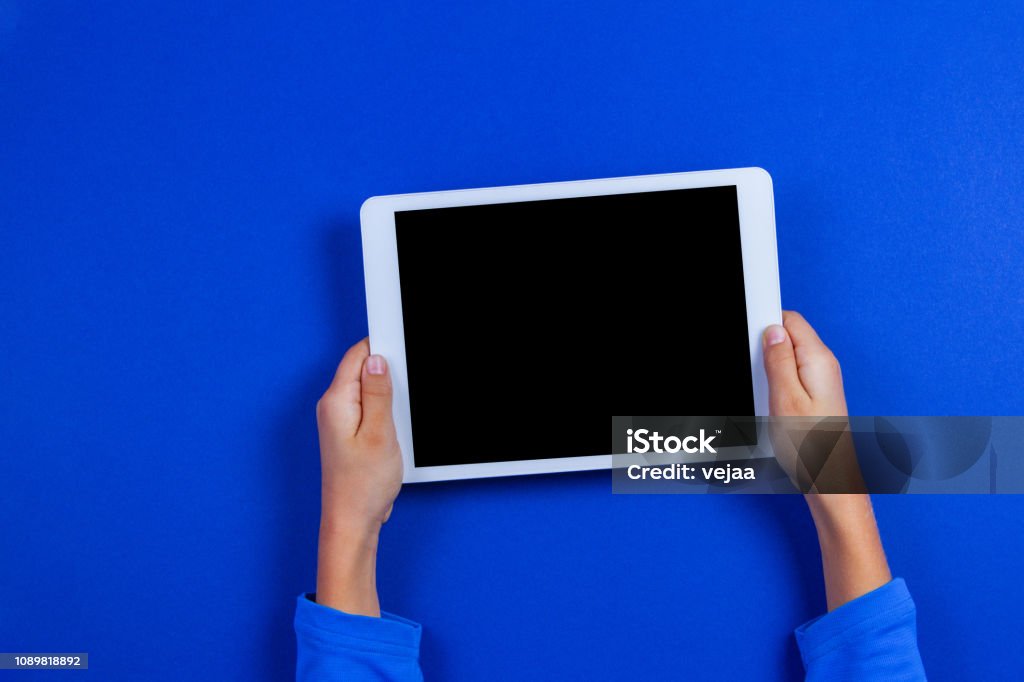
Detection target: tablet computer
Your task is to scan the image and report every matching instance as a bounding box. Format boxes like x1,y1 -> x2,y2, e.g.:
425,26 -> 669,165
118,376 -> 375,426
361,167 -> 781,482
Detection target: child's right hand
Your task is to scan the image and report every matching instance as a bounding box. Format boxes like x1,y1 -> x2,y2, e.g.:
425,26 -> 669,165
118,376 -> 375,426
761,311 -> 890,611
762,310 -> 848,418
761,311 -> 864,494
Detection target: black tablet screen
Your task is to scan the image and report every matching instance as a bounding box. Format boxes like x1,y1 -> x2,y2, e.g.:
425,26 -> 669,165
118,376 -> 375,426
394,185 -> 754,467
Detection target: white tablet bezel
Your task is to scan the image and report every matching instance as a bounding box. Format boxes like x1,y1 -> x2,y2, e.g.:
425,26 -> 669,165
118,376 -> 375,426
361,167 -> 781,483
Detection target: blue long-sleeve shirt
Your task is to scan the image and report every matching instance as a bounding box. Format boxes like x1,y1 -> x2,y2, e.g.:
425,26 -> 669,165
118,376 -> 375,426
295,578 -> 926,680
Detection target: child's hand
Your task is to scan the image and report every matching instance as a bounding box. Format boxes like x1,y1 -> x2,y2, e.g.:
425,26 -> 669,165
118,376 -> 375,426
762,310 -> 848,418
762,311 -> 889,611
761,311 -> 863,493
314,338 -> 402,617
316,338 -> 403,534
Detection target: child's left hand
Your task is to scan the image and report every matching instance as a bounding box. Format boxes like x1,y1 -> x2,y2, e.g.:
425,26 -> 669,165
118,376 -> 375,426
316,338 -> 403,534
314,338 -> 403,617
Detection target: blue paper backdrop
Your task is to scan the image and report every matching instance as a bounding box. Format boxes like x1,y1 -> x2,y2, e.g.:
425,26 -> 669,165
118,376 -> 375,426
2,2 -> 1023,679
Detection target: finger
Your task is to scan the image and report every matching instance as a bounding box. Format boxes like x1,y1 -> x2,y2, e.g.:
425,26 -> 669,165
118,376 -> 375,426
782,311 -> 842,401
782,310 -> 827,351
763,323 -> 808,415
327,338 -> 370,393
317,338 -> 370,437
358,354 -> 394,440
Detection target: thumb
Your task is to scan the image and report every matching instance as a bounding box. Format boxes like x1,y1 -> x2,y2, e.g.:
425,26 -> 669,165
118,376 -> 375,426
359,354 -> 394,437
762,324 -> 806,414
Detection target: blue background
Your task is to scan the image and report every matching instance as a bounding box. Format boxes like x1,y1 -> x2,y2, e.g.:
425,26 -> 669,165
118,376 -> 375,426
2,1 -> 1023,679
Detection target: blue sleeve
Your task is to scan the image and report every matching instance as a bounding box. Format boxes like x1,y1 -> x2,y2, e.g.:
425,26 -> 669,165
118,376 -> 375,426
796,578 -> 926,681
294,593 -> 424,682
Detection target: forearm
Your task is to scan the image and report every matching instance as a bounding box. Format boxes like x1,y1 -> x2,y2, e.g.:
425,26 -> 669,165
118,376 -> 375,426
298,521 -> 424,681
806,494 -> 891,612
315,517 -> 382,617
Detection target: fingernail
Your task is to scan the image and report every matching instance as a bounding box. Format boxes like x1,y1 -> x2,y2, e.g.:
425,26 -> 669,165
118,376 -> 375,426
366,355 -> 386,375
764,325 -> 787,347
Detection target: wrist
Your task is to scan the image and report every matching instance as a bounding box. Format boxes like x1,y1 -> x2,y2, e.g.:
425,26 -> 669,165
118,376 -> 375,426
320,484 -> 388,540
805,494 -> 890,573
805,493 -> 875,533
319,513 -> 382,552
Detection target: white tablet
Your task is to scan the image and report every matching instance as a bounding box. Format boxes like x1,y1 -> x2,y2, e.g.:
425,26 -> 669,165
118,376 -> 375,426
361,167 -> 781,483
